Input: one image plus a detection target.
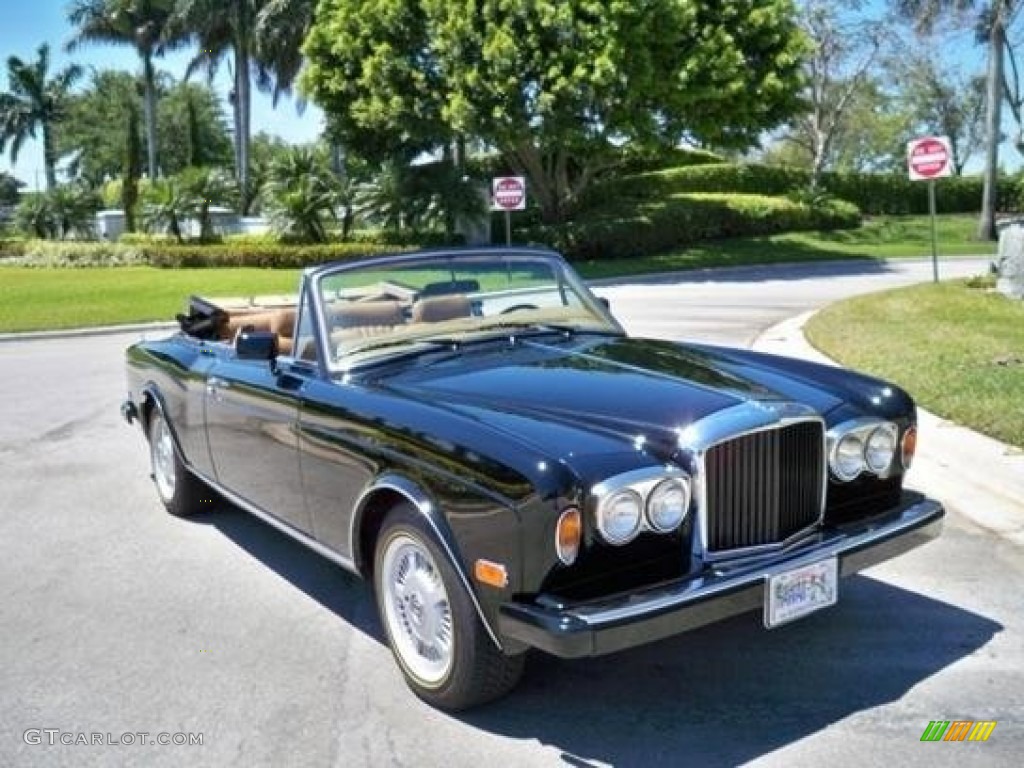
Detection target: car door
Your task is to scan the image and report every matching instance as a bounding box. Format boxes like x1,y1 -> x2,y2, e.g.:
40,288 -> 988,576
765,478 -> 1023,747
205,354 -> 313,533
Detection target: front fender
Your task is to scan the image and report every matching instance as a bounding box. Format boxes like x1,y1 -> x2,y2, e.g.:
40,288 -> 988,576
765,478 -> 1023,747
351,472 -> 519,652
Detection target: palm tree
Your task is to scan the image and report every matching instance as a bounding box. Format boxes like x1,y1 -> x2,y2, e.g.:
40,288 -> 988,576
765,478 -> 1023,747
0,44 -> 82,190
143,175 -> 190,241
895,0 -> 1016,240
175,0 -> 316,211
67,0 -> 186,181
262,146 -> 338,242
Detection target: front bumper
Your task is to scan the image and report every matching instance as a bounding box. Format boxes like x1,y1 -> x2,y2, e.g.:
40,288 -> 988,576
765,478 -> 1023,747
498,493 -> 944,658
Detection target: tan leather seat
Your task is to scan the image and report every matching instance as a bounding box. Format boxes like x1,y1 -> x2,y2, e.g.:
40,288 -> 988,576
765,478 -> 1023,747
332,300 -> 404,337
222,308 -> 297,356
269,308 -> 296,356
410,295 -> 471,323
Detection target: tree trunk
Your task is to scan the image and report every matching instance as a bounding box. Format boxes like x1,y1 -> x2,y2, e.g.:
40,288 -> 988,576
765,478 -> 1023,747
123,101 -> 140,233
142,54 -> 159,180
979,18 -> 1005,241
42,121 -> 57,190
235,3 -> 253,215
511,142 -> 560,224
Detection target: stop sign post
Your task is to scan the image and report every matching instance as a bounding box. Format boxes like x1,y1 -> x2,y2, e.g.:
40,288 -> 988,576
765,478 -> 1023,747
491,176 -> 527,245
907,135 -> 953,282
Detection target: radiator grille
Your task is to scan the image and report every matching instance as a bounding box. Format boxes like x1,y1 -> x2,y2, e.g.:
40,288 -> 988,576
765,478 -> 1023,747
704,420 -> 824,553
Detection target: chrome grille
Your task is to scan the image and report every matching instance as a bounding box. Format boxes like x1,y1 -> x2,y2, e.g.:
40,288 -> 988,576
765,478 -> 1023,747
704,420 -> 825,553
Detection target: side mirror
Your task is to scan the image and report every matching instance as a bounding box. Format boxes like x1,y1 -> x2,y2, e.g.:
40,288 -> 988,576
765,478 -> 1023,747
236,330 -> 278,361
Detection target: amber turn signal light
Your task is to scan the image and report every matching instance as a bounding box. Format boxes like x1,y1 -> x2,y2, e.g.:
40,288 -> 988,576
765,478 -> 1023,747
556,507 -> 582,565
474,559 -> 509,589
901,425 -> 917,470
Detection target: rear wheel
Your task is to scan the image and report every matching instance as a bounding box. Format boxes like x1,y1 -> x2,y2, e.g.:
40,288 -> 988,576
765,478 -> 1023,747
373,504 -> 525,710
148,408 -> 206,518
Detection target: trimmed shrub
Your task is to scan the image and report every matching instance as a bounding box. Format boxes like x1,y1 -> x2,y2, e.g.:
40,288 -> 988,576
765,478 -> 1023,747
0,239 -> 410,268
526,193 -> 861,261
586,161 -> 1020,216
0,240 -> 147,267
139,242 -> 409,268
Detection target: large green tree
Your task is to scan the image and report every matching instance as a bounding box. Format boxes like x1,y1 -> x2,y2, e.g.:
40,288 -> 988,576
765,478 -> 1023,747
785,0 -> 888,187
67,0 -> 187,181
59,70 -> 232,185
893,51 -> 986,174
0,44 -> 82,190
302,0 -> 808,223
175,0 -> 316,211
894,0 -> 1015,240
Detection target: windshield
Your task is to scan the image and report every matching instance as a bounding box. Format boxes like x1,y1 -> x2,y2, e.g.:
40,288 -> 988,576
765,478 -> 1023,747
313,250 -> 622,369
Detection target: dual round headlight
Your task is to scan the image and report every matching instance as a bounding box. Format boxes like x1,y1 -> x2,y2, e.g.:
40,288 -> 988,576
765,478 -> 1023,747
830,422 -> 898,481
596,477 -> 690,545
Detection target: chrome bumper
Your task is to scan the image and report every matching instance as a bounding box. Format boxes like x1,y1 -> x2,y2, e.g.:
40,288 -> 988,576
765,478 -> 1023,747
498,494 -> 944,657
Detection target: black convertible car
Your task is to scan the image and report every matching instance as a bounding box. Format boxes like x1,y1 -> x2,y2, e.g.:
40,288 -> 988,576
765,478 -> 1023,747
122,247 -> 943,709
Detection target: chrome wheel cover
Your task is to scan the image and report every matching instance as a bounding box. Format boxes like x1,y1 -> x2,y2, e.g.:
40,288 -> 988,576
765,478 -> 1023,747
381,533 -> 454,686
150,416 -> 176,502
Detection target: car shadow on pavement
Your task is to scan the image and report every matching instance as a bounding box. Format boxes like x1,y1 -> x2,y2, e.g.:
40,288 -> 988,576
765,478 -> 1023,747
199,504 -> 385,643
460,574 -> 1001,768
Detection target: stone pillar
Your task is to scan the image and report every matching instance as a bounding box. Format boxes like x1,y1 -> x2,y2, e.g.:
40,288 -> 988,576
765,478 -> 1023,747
996,220 -> 1024,299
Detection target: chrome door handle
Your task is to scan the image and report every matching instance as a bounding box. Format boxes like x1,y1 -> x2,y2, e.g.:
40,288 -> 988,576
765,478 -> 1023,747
206,377 -> 230,396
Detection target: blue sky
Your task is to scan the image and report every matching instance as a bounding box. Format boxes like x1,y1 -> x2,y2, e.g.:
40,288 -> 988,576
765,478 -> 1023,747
0,2 -> 323,188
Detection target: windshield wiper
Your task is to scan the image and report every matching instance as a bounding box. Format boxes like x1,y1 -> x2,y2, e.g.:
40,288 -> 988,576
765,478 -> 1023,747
476,321 -> 623,338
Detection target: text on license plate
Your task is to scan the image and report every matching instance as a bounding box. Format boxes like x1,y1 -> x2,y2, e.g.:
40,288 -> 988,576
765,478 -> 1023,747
764,557 -> 838,628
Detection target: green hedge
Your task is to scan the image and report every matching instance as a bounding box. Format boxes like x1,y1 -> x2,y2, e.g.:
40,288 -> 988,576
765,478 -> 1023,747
0,239 -> 409,268
142,242 -> 407,268
587,162 -> 1017,216
528,193 -> 861,261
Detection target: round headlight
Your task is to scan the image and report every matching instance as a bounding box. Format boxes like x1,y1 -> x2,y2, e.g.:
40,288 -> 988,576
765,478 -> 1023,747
865,425 -> 897,473
598,489 -> 642,544
646,478 -> 690,532
833,433 -> 865,481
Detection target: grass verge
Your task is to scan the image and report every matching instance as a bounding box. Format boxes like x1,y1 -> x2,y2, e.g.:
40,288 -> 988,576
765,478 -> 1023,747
576,214 -> 993,279
0,268 -> 300,332
805,280 -> 1024,449
0,214 -> 996,332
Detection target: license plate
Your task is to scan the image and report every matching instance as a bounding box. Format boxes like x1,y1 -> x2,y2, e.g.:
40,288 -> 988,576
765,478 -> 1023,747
764,557 -> 838,628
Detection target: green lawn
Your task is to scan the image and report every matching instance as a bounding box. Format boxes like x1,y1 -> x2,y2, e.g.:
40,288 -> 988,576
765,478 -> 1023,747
806,280 -> 1024,449
0,214 -> 996,332
0,268 -> 301,332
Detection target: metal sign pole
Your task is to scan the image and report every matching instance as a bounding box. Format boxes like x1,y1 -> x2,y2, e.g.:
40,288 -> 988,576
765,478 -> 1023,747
505,210 -> 511,246
928,180 -> 939,283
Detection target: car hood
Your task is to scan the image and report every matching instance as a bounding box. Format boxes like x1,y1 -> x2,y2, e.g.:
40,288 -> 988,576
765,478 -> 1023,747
377,335 -> 846,465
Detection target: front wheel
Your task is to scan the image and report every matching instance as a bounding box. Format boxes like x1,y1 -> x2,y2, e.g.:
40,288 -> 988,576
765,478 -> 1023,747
373,504 -> 524,710
148,408 -> 207,518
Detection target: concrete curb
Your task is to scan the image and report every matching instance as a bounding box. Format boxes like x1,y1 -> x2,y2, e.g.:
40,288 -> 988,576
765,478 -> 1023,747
0,322 -> 177,344
753,310 -> 1024,547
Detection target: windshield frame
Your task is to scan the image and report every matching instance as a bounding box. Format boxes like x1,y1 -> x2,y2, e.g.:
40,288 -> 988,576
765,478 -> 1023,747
307,247 -> 624,373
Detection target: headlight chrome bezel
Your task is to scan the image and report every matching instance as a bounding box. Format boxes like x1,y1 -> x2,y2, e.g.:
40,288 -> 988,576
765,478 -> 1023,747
646,477 -> 692,533
827,419 -> 902,482
592,467 -> 691,546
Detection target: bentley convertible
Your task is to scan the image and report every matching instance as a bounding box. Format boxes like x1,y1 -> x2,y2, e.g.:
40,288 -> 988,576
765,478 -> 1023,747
122,247 -> 943,710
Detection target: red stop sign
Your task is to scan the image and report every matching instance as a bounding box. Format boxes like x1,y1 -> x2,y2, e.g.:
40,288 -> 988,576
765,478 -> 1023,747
492,177 -> 526,211
908,137 -> 952,180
